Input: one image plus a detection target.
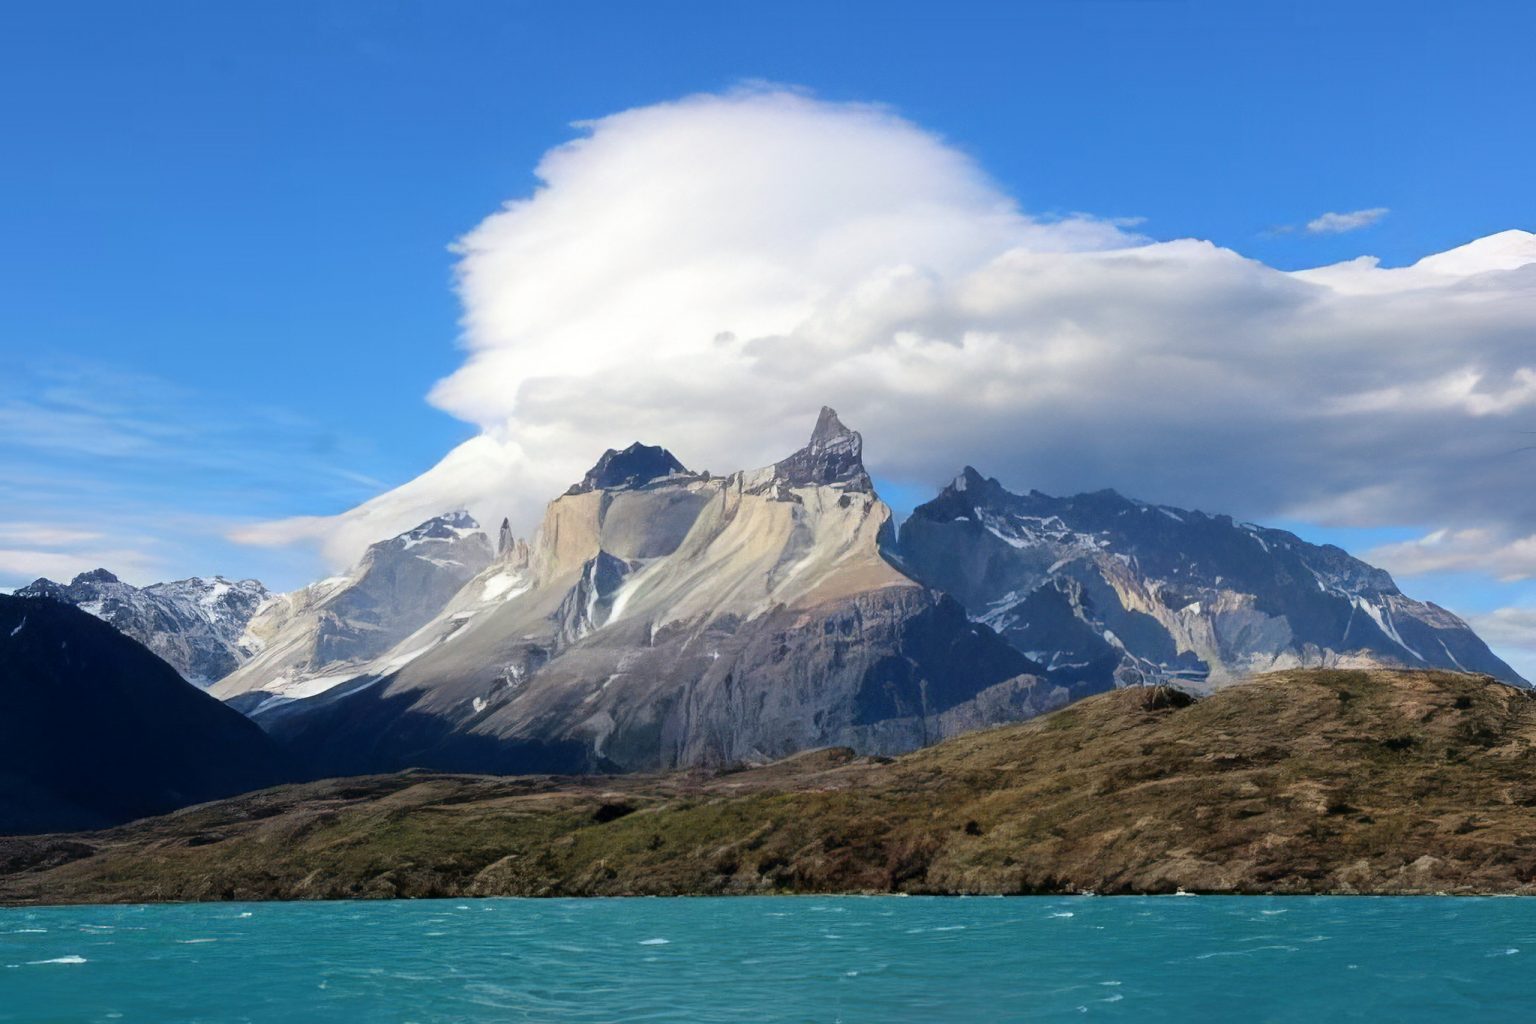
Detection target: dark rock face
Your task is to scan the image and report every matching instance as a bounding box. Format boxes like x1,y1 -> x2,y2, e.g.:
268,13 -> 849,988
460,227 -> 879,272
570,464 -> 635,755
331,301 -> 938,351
769,406 -> 872,491
566,443 -> 687,495
897,469 -> 1526,691
0,595 -> 290,835
15,571 -> 270,685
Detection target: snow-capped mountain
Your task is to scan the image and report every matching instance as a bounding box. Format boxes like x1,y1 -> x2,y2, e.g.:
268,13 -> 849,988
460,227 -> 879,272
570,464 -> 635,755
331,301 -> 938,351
895,468 -> 1526,691
15,569 -> 270,686
212,512 -> 494,704
235,410 -> 1056,777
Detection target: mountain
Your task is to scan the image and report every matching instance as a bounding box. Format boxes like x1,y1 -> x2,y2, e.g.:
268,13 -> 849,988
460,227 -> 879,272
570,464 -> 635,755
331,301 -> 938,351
15,570 -> 270,685
0,594 -> 290,835
233,409 -> 1057,777
896,468 -> 1526,691
8,669 -> 1536,900
212,512 -> 494,707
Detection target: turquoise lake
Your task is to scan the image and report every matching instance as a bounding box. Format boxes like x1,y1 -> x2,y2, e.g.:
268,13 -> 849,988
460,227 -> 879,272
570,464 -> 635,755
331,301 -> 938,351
2,896 -> 1531,1021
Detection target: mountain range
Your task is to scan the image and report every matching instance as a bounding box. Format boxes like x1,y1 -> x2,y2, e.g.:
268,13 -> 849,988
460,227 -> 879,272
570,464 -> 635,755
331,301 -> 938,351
214,510 -> 493,706
2,407 -> 1524,833
14,570 -> 269,686
896,468 -> 1519,687
210,407 -> 1521,778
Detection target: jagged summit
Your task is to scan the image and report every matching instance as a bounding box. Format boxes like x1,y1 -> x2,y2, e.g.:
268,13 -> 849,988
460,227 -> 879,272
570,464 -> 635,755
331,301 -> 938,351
899,475 -> 1525,688
14,570 -> 272,685
946,466 -> 1006,497
392,510 -> 480,543
809,405 -> 852,445
772,406 -> 871,490
496,516 -> 532,568
567,442 -> 687,495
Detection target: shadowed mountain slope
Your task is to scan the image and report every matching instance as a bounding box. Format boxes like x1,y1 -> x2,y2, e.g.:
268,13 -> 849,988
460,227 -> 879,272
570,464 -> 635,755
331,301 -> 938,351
0,595 -> 290,835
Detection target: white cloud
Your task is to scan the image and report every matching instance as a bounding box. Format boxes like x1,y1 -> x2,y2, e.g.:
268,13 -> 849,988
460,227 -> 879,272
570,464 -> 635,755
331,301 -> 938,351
0,524 -> 104,547
0,358 -> 400,588
1367,529 -> 1536,582
238,87 -> 1536,576
1463,607 -> 1536,682
1306,207 -> 1390,234
0,547 -> 163,586
229,434 -> 528,556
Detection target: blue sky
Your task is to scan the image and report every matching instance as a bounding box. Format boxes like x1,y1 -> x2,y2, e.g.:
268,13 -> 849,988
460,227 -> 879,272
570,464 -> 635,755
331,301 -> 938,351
2,1 -> 1534,668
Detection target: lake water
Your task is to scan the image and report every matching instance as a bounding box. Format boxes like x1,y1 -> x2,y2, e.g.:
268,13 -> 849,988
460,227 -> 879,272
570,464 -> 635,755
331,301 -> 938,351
2,895 -> 1531,1021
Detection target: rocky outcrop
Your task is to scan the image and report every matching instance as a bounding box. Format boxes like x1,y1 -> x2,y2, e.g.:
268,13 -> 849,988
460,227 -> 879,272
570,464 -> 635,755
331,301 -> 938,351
765,406 -> 872,491
566,442 -> 689,495
15,570 -> 270,685
896,468 -> 1526,692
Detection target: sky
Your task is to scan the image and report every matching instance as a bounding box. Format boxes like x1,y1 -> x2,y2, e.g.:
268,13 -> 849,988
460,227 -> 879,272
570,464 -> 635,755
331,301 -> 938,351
1,1 -> 1533,673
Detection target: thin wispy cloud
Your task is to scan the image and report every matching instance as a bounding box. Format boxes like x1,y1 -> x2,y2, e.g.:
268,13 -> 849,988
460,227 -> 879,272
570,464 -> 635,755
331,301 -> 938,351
1366,528 -> 1536,582
1306,207 -> 1390,234
0,358 -> 398,588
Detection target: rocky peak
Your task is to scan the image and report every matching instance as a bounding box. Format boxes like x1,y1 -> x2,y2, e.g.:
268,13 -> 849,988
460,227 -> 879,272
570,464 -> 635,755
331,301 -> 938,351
17,577 -> 66,600
14,568 -> 272,686
497,517 -> 533,569
567,442 -> 687,495
368,512 -> 487,559
404,510 -> 479,540
948,466 -> 1012,502
909,466 -> 1010,522
772,406 -> 872,491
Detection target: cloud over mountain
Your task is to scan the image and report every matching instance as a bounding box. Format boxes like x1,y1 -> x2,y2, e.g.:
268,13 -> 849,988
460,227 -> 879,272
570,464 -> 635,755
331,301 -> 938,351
235,87 -> 1536,583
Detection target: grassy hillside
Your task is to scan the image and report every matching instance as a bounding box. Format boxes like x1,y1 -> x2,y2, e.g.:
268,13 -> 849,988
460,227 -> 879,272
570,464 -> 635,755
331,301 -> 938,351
5,668 -> 1536,903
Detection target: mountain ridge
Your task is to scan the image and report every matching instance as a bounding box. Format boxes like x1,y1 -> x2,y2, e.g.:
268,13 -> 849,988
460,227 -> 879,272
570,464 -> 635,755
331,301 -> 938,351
896,467 -> 1524,690
14,571 -> 270,685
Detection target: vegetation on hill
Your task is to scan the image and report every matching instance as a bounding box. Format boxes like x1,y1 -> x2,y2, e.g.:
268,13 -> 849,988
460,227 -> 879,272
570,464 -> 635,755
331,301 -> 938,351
4,669 -> 1535,903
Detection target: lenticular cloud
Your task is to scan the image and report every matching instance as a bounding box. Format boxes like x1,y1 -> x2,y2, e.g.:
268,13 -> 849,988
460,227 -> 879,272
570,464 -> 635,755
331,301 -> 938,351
234,87 -> 1536,576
